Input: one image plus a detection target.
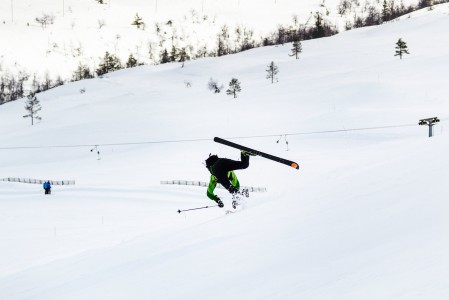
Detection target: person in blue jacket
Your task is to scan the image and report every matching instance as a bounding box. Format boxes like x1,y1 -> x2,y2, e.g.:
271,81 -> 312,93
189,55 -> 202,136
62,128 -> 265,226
43,181 -> 51,194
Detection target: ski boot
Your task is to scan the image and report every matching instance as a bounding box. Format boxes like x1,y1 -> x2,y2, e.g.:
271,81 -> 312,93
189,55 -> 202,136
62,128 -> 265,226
240,188 -> 250,198
232,200 -> 239,209
215,199 -> 224,208
231,192 -> 240,209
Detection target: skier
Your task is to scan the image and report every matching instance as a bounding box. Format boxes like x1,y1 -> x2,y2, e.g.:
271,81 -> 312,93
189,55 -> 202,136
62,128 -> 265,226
205,151 -> 254,208
43,180 -> 51,195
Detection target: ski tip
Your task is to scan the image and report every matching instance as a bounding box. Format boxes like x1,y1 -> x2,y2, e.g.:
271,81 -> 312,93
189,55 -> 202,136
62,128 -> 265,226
177,209 -> 181,214
291,163 -> 299,170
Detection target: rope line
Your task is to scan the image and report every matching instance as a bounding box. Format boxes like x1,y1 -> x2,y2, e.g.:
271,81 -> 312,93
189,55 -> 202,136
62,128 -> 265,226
0,138 -> 212,150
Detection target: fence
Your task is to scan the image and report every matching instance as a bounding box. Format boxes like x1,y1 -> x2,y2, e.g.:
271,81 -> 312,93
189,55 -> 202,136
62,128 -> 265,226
1,178 -> 75,185
161,180 -> 266,193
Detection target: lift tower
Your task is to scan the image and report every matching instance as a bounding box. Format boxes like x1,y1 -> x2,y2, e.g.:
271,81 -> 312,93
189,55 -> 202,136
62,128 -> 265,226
419,117 -> 440,137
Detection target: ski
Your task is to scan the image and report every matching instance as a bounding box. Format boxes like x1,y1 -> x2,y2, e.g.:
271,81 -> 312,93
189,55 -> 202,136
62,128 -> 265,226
214,137 -> 299,170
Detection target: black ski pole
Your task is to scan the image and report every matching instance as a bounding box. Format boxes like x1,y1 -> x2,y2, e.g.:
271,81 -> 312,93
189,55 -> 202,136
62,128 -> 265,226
177,205 -> 218,214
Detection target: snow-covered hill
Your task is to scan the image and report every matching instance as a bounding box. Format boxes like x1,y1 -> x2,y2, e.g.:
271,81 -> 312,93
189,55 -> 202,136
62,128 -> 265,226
1,3 -> 449,300
0,0 -> 423,84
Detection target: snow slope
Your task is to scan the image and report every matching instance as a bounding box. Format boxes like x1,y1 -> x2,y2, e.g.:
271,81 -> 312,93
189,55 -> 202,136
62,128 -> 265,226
0,0 -> 421,81
1,5 -> 449,300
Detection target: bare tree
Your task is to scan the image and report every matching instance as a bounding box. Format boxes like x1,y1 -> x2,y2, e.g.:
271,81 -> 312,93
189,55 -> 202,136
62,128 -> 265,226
35,13 -> 55,29
208,78 -> 224,93
98,19 -> 106,29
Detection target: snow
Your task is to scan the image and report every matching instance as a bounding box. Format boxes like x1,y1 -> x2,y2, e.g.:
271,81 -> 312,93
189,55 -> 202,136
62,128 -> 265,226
1,2 -> 449,300
0,0 -> 422,81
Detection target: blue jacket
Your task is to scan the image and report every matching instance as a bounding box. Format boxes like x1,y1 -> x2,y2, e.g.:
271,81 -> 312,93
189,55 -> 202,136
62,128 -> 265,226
43,182 -> 51,189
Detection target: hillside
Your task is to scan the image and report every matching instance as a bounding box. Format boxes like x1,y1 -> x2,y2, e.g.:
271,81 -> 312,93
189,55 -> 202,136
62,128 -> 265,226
0,0 -> 422,88
1,3 -> 449,300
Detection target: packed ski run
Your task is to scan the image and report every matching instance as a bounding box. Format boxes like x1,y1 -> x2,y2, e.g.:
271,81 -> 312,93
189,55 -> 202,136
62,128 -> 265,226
1,2 -> 449,300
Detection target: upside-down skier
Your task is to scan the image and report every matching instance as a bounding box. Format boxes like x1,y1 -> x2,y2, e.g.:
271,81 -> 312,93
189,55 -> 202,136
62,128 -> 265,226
205,151 -> 254,208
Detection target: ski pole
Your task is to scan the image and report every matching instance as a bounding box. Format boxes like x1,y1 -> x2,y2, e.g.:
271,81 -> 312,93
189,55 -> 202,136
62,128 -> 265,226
177,205 -> 218,214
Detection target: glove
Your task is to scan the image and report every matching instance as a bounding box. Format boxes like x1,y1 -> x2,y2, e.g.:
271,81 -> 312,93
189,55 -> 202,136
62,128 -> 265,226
228,185 -> 238,195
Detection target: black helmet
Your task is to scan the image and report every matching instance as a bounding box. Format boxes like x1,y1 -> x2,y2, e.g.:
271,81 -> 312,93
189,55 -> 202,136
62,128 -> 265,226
205,154 -> 219,168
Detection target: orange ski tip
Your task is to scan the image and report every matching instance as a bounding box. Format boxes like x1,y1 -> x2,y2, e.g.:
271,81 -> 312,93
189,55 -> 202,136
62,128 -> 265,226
292,163 -> 299,169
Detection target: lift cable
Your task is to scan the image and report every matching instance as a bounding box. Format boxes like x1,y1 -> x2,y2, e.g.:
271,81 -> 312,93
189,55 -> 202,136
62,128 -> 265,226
0,120 -> 444,151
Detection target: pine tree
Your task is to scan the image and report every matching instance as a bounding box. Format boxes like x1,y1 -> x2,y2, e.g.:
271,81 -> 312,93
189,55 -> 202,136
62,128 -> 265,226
96,52 -> 122,76
12,72 -> 28,101
41,72 -> 52,92
54,75 -> 65,88
313,12 -> 325,38
266,61 -> 279,84
23,93 -> 42,125
217,25 -> 231,56
160,49 -> 170,64
169,45 -> 178,62
418,0 -> 433,9
226,78 -> 242,98
395,38 -> 410,59
217,37 -> 226,57
382,0 -> 391,22
126,54 -> 138,68
131,13 -> 145,29
0,77 -> 6,104
290,38 -> 302,59
178,47 -> 190,68
72,63 -> 94,81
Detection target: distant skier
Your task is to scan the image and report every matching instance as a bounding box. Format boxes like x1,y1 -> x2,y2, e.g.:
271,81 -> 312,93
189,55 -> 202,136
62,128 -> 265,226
205,151 -> 254,207
43,181 -> 51,195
